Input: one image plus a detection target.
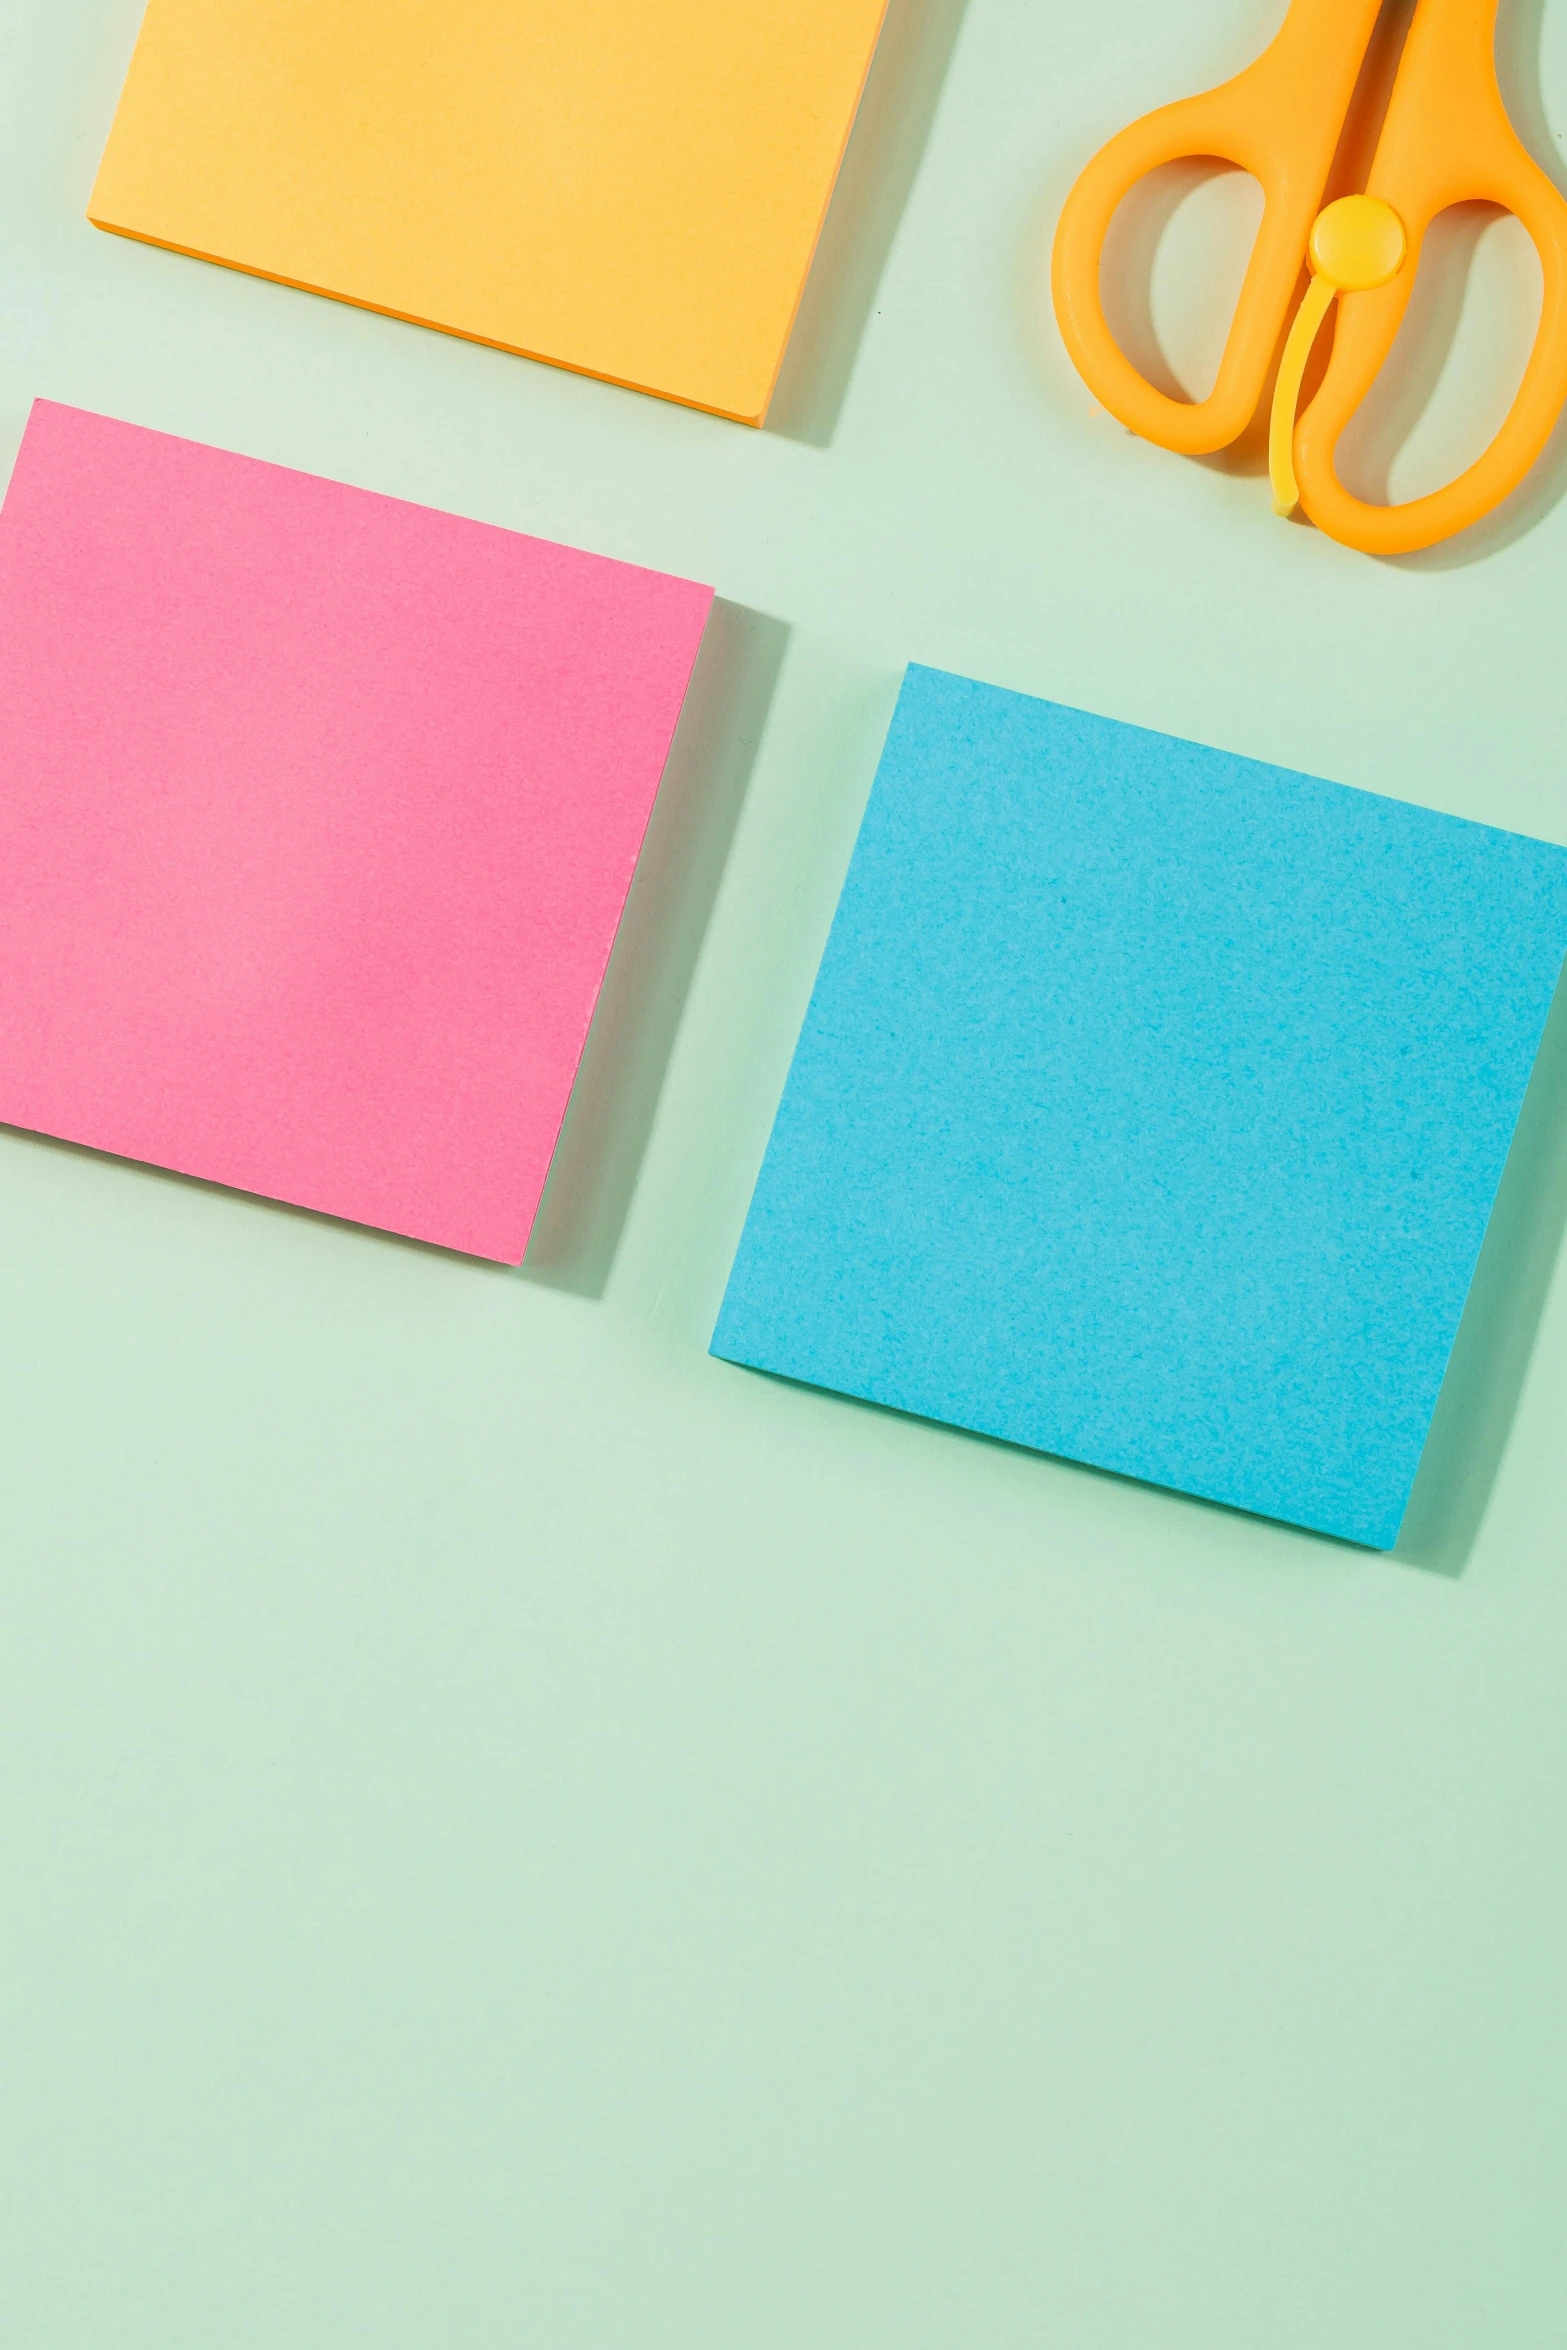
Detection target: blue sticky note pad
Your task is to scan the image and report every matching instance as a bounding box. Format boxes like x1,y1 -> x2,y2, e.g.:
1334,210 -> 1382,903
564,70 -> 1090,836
712,668 -> 1567,1548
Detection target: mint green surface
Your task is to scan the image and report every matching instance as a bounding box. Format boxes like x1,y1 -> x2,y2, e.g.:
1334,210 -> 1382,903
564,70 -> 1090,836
3,1 -> 1567,2343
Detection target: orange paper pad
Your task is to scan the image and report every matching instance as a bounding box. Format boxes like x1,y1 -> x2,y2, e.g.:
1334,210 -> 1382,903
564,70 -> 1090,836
89,0 -> 890,424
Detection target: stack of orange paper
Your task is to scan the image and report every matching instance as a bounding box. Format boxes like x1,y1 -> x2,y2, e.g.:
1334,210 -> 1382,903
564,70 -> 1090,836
90,0 -> 890,425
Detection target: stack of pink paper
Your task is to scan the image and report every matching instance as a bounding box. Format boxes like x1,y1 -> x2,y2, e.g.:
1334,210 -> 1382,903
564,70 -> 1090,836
0,402 -> 713,1260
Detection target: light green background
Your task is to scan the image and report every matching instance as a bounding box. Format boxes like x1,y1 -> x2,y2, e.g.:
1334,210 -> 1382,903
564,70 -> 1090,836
3,1 -> 1566,2342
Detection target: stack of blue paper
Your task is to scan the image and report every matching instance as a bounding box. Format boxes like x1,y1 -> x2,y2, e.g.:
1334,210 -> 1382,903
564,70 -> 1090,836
714,667 -> 1567,1548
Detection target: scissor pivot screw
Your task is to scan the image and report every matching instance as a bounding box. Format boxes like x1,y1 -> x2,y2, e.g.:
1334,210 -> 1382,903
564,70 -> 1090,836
1308,194 -> 1408,292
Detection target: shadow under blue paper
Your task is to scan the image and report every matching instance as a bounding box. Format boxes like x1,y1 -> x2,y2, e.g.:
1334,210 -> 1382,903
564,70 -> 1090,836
1395,966 -> 1567,1575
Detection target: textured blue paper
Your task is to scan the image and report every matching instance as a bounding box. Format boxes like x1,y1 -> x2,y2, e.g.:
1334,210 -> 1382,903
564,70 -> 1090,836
712,668 -> 1567,1548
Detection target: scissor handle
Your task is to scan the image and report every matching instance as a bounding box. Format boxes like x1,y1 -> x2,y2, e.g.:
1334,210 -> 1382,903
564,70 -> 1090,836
1052,0 -> 1384,455
1294,0 -> 1567,555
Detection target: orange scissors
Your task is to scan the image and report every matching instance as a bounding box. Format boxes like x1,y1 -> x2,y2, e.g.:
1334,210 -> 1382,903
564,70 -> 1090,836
1052,0 -> 1567,554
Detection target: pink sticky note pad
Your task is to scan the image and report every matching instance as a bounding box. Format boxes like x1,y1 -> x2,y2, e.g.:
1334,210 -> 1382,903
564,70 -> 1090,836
0,402 -> 713,1260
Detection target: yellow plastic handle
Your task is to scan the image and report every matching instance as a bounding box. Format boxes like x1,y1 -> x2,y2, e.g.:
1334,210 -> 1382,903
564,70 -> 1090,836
1293,0 -> 1567,555
1270,195 -> 1409,514
1051,0 -> 1383,455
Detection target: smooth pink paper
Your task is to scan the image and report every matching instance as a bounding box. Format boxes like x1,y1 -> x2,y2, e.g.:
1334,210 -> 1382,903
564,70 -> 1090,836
0,402 -> 713,1260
